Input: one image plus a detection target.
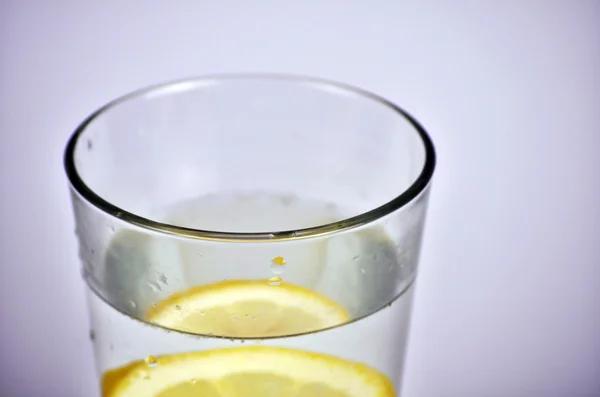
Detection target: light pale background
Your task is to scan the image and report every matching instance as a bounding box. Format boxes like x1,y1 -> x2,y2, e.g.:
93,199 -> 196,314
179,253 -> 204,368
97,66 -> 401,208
1,1 -> 599,396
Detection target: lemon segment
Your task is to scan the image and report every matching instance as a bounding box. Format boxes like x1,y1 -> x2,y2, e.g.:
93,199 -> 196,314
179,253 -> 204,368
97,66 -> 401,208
102,346 -> 395,397
146,280 -> 350,337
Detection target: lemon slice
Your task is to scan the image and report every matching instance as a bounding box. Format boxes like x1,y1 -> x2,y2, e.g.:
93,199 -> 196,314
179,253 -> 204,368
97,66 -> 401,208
102,346 -> 395,397
146,280 -> 349,337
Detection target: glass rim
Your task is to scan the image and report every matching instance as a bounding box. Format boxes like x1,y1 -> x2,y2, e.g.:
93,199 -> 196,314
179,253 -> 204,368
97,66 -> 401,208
64,73 -> 436,242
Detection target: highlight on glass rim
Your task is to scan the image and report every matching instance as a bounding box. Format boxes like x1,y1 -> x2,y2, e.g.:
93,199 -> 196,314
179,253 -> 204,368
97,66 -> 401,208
65,74 -> 436,397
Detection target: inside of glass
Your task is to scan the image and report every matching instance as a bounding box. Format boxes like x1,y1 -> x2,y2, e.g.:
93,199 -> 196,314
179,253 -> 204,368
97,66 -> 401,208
73,77 -> 426,233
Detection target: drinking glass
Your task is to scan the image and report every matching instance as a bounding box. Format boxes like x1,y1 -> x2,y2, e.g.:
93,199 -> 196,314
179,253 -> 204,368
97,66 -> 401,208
64,74 -> 436,397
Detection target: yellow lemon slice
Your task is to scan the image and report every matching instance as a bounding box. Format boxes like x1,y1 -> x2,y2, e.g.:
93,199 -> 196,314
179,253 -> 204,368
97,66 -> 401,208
102,346 -> 395,397
146,280 -> 350,338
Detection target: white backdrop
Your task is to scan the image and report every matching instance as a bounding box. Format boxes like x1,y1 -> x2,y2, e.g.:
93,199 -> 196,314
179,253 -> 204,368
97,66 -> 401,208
1,1 -> 599,396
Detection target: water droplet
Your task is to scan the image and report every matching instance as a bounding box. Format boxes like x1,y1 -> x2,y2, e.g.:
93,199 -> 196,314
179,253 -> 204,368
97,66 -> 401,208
353,255 -> 360,261
360,268 -> 366,274
272,256 -> 286,265
191,378 -> 198,385
145,355 -> 158,368
148,282 -> 162,292
268,275 -> 282,286
158,273 -> 168,285
89,329 -> 95,341
175,305 -> 181,311
266,233 -> 275,239
271,265 -> 286,275
270,256 -> 286,275
129,300 -> 137,309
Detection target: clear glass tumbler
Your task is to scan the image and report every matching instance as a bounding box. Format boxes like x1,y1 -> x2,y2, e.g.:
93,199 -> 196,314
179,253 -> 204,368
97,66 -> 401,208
64,74 -> 435,397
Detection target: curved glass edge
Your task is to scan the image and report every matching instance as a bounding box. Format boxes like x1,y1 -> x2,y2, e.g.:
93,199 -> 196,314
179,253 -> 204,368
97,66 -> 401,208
64,73 -> 436,242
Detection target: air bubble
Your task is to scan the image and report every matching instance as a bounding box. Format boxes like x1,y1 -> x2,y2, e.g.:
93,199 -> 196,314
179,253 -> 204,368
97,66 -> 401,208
148,282 -> 162,292
360,268 -> 366,274
158,273 -> 168,285
268,275 -> 282,286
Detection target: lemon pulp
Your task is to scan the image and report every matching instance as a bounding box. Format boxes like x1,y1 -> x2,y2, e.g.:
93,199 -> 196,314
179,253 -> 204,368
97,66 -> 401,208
102,280 -> 395,397
146,280 -> 350,338
103,346 -> 395,397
